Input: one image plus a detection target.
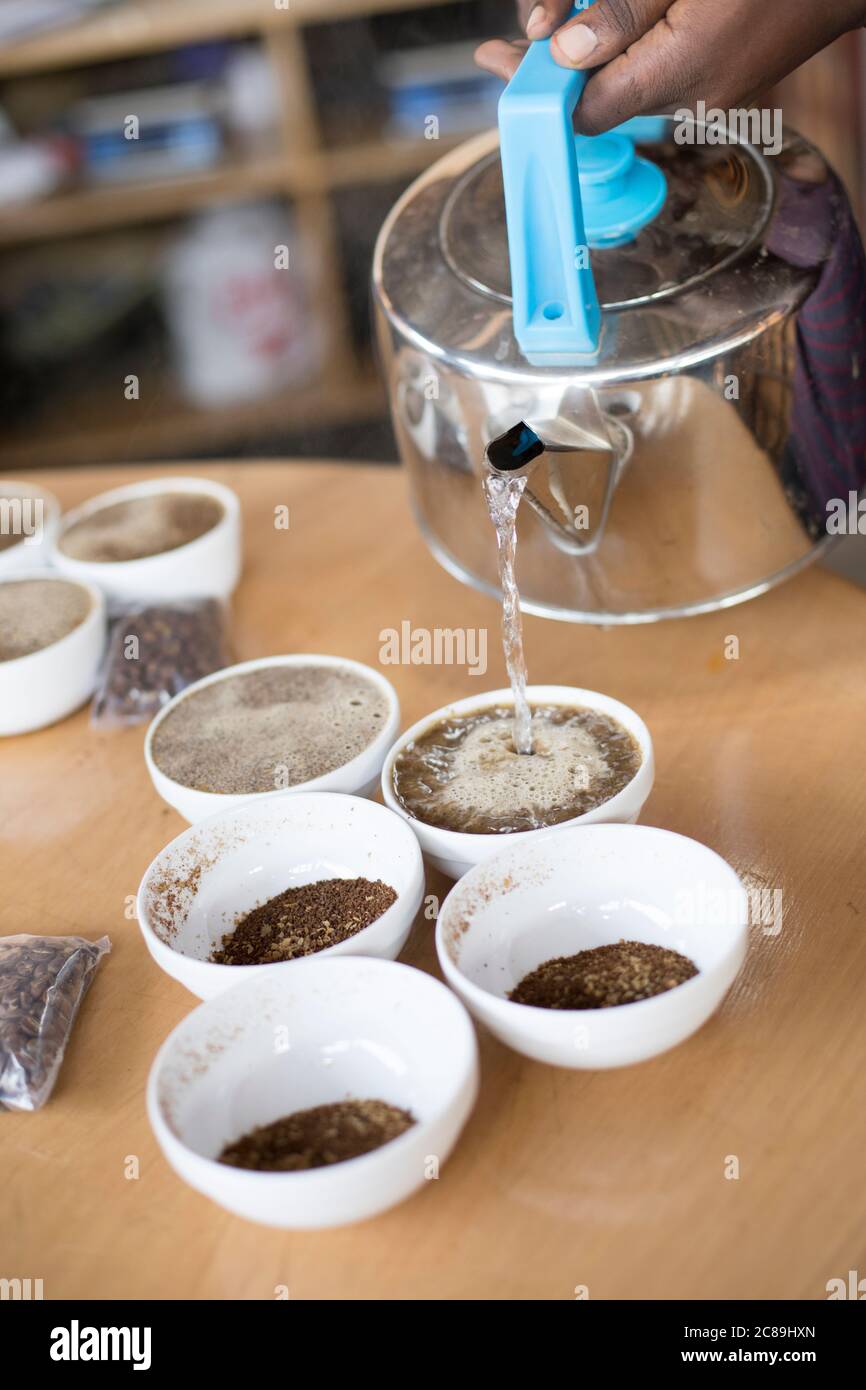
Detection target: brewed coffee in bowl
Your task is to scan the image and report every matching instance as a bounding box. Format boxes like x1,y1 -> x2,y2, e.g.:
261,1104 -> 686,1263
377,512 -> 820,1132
392,702 -> 641,834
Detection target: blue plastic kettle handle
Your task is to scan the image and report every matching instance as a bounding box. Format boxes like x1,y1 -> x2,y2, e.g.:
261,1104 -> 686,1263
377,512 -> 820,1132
498,2 -> 601,359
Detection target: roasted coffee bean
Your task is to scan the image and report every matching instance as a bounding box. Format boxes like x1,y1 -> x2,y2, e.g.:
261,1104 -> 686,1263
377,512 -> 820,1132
0,935 -> 110,1111
92,600 -> 231,726
211,878 -> 398,965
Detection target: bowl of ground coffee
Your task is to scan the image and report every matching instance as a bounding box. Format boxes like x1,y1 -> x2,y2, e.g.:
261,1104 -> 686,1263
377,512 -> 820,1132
145,654 -> 400,823
436,823 -> 748,1069
0,572 -> 106,735
146,956 -> 478,1227
51,476 -> 240,602
382,686 -> 653,879
0,479 -> 61,576
137,790 -> 425,997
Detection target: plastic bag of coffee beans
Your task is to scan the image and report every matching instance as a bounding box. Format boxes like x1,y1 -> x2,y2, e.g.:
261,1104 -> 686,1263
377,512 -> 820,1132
0,934 -> 110,1111
91,597 -> 231,727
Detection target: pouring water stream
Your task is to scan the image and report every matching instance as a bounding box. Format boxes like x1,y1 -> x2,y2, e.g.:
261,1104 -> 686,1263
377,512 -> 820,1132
483,421 -> 548,757
482,471 -> 533,754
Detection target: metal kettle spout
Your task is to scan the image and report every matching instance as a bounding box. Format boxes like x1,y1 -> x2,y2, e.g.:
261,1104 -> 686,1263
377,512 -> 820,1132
484,421 -> 547,483
484,410 -> 632,556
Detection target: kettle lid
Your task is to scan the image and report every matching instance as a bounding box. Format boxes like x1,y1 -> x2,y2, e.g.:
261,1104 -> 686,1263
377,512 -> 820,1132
374,117 -> 825,384
441,123 -> 774,315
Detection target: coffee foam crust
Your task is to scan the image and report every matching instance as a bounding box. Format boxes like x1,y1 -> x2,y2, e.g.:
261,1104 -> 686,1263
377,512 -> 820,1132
152,665 -> 388,793
431,717 -> 608,818
393,704 -> 642,834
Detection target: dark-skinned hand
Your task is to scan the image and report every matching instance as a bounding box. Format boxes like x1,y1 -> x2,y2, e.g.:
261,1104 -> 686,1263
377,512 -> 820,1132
475,0 -> 866,134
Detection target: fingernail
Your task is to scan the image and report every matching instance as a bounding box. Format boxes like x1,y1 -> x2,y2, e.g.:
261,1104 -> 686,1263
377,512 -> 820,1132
525,5 -> 547,38
554,23 -> 598,65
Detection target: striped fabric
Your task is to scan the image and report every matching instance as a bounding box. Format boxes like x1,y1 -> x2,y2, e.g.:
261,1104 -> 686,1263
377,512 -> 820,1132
768,165 -> 866,528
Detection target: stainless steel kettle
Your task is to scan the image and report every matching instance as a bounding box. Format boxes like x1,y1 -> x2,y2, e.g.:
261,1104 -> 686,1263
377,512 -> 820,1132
372,29 -> 866,623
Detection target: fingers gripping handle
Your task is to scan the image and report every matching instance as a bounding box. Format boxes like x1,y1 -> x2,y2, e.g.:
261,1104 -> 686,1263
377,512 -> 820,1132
498,3 -> 601,361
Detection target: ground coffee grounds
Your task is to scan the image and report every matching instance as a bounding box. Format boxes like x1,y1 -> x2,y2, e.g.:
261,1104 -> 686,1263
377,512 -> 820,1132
0,579 -> 91,662
151,664 -> 388,794
59,492 -> 222,563
509,940 -> 699,1009
211,877 -> 398,964
218,1099 -> 416,1171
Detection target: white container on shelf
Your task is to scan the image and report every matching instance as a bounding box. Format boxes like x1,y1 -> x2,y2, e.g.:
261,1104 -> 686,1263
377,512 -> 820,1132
51,475 -> 241,603
162,203 -> 320,408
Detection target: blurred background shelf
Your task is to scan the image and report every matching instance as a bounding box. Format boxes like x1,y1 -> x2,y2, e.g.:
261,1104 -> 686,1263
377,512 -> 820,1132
0,0 -> 450,77
0,0 -> 508,466
0,132 -> 468,245
0,145 -> 290,244
0,369 -> 386,470
0,0 -> 862,470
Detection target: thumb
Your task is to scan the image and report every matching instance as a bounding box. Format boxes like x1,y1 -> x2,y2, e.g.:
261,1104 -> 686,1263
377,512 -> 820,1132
551,0 -> 673,69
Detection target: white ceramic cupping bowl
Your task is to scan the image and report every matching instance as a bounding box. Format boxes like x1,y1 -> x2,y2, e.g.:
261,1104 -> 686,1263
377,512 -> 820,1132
436,823 -> 749,1070
0,571 -> 106,736
137,790 -> 426,998
145,654 -> 400,823
147,956 -> 479,1228
382,685 -> 655,879
50,475 -> 241,602
0,479 -> 61,575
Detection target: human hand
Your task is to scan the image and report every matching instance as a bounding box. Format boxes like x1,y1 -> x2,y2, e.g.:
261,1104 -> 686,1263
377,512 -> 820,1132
476,0 -> 866,135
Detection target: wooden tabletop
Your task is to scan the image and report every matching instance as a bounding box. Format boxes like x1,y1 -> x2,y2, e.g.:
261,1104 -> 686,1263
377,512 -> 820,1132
3,460 -> 865,1301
